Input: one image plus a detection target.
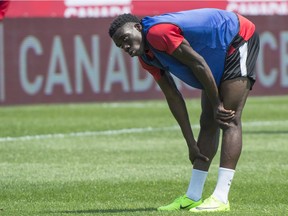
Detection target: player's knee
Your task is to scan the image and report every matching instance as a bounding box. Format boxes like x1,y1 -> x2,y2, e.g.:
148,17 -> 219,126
200,114 -> 217,131
227,114 -> 242,129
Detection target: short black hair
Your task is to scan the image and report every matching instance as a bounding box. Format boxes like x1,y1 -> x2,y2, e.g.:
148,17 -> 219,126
109,13 -> 140,38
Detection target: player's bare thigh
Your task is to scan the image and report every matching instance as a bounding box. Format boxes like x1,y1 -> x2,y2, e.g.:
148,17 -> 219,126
219,77 -> 251,118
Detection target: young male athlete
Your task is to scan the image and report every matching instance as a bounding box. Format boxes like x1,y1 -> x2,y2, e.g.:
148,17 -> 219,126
109,8 -> 259,212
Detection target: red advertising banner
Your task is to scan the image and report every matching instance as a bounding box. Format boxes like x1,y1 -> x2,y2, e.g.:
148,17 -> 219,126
132,0 -> 227,16
6,0 -> 132,18
6,0 -> 288,18
1,18 -> 199,105
0,15 -> 287,106
253,16 -> 288,95
133,0 -> 288,16
1,0 -> 288,105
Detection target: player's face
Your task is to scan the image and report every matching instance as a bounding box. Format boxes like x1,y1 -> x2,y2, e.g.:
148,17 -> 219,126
112,23 -> 145,57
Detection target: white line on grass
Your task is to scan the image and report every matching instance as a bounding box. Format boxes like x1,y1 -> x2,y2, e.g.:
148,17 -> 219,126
0,120 -> 287,143
0,126 -> 180,142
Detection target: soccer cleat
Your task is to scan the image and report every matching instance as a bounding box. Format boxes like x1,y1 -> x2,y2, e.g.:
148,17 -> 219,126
189,195 -> 230,212
157,194 -> 202,211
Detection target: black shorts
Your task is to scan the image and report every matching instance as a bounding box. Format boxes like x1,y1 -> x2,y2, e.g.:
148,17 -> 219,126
222,32 -> 260,89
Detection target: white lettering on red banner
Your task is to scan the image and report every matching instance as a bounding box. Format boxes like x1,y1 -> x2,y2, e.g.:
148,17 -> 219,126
1,17 -> 287,105
64,0 -> 131,18
257,31 -> 288,87
227,0 -> 288,15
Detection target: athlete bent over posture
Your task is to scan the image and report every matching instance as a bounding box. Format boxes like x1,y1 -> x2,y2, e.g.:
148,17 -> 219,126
109,8 -> 259,212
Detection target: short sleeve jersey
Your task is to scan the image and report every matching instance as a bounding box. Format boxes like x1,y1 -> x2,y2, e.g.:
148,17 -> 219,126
138,13 -> 255,82
138,24 -> 184,81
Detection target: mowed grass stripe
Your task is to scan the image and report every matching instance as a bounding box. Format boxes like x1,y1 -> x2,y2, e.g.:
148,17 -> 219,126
0,96 -> 287,216
1,119 -> 287,143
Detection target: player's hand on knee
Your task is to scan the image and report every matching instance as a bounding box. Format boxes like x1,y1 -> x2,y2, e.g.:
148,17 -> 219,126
188,144 -> 209,164
214,102 -> 235,128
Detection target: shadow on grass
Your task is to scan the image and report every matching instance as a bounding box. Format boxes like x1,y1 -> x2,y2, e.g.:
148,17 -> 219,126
46,207 -> 156,214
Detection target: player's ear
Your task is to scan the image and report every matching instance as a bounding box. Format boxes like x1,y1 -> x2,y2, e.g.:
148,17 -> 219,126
134,23 -> 142,32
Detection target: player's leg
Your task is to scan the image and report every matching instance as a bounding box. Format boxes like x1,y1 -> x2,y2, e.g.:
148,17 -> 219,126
218,32 -> 259,170
185,91 -> 220,201
158,91 -> 220,211
193,91 -> 220,171
190,77 -> 250,213
191,32 -> 259,213
214,77 -> 251,209
219,77 -> 250,169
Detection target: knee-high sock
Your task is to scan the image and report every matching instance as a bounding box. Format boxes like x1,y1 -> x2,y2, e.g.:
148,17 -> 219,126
212,167 -> 235,204
186,169 -> 208,201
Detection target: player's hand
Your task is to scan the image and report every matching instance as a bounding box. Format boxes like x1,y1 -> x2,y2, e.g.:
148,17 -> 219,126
214,102 -> 235,129
188,144 -> 209,164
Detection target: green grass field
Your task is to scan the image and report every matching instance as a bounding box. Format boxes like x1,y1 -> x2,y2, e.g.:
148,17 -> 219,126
0,96 -> 287,216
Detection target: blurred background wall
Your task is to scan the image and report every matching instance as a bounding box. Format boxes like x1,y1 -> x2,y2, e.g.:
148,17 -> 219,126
0,0 -> 287,105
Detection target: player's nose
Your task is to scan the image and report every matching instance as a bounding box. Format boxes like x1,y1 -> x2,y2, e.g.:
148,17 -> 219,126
122,44 -> 130,52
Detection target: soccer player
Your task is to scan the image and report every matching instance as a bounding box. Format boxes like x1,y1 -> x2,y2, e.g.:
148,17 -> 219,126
109,8 -> 259,212
0,0 -> 9,20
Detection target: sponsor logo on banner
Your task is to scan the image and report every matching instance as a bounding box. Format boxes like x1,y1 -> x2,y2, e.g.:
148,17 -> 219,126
64,0 -> 132,18
227,0 -> 288,15
1,16 -> 288,106
6,0 -> 288,18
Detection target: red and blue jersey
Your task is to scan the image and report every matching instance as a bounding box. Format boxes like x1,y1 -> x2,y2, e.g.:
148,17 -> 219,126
139,8 -> 255,89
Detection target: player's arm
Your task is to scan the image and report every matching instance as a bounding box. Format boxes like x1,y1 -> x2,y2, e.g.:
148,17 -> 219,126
156,71 -> 209,163
171,39 -> 235,127
139,57 -> 200,145
147,24 -> 234,126
139,57 -> 197,149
